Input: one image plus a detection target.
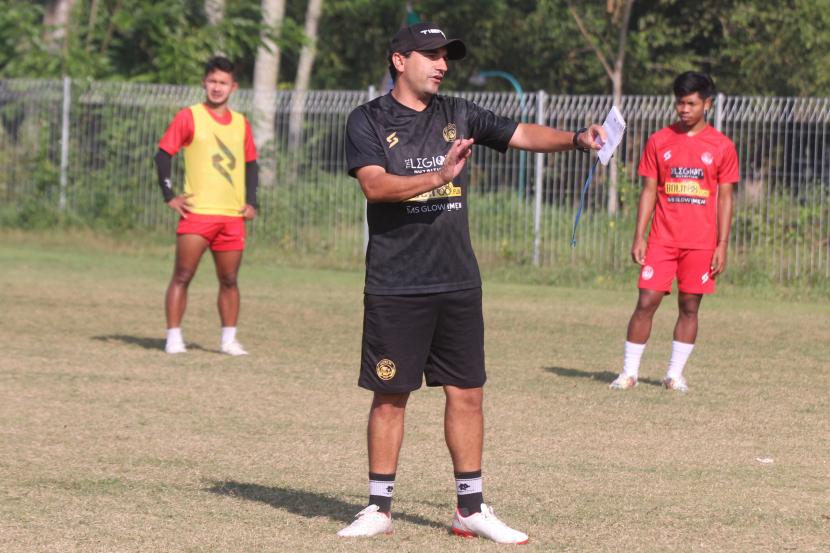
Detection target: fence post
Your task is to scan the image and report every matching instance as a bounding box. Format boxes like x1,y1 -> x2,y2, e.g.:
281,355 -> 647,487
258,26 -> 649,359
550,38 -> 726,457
363,85 -> 378,254
715,92 -> 724,132
59,76 -> 71,211
532,90 -> 547,267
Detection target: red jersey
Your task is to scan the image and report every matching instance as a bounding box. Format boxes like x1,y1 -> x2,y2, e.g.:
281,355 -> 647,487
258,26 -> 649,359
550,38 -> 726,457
159,104 -> 257,162
638,123 -> 739,249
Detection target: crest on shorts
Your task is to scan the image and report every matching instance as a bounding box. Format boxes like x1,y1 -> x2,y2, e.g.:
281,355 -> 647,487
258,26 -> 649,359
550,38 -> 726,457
443,123 -> 457,142
642,265 -> 654,281
376,359 -> 397,381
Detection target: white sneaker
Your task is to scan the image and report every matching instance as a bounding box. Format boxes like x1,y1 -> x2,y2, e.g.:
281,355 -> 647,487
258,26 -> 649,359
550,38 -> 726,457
663,376 -> 689,392
609,373 -> 637,390
165,341 -> 187,354
220,340 -> 248,356
337,504 -> 392,537
451,503 -> 529,544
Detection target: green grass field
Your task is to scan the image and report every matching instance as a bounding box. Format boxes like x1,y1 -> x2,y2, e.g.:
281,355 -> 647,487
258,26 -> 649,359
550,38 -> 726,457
1,232 -> 828,552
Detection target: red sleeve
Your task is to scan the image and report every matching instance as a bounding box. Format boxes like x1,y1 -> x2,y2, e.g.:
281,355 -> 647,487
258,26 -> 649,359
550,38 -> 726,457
718,140 -> 740,185
637,134 -> 658,179
158,108 -> 194,155
244,118 -> 257,162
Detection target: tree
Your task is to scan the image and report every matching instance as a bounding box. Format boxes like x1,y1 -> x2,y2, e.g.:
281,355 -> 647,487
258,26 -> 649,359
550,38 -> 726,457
288,0 -> 323,150
44,0 -> 77,55
716,0 -> 830,96
1,0 -> 828,98
205,0 -> 225,54
205,0 -> 225,25
568,0 -> 634,215
252,0 -> 286,172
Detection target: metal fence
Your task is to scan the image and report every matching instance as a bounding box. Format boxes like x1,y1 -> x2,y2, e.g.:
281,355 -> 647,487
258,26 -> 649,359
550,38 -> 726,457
1,78 -> 828,283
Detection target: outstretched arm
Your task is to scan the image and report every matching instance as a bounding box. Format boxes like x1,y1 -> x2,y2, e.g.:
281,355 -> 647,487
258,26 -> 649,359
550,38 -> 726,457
356,138 -> 474,203
508,123 -> 606,153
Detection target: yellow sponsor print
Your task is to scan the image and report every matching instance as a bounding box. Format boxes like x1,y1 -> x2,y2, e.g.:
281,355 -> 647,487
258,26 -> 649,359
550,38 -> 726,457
386,132 -> 399,149
665,180 -> 710,198
406,182 -> 462,203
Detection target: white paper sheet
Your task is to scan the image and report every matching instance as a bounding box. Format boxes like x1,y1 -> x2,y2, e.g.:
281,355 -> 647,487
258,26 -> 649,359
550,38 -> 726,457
597,106 -> 626,166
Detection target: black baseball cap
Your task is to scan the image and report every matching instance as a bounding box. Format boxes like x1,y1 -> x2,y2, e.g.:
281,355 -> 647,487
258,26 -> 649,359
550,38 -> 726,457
388,22 -> 466,60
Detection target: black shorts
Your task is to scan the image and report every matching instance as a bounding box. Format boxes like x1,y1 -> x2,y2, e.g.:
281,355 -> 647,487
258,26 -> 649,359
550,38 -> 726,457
359,288 -> 486,393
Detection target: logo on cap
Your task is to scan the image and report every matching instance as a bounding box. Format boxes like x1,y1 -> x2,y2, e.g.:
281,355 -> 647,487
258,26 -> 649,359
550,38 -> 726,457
420,28 -> 447,38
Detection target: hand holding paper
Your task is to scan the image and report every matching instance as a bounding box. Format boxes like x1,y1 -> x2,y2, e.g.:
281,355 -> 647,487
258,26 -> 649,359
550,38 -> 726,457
597,106 -> 626,165
570,106 -> 628,247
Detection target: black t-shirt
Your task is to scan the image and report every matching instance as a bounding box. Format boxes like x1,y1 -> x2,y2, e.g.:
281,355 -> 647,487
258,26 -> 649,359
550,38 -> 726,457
346,93 -> 518,295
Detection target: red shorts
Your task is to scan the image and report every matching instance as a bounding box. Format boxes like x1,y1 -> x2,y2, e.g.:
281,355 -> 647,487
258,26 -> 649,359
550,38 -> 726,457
638,243 -> 715,294
177,213 -> 245,251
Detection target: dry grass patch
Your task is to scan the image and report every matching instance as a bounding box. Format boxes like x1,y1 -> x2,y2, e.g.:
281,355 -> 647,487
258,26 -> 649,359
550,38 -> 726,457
1,237 -> 828,552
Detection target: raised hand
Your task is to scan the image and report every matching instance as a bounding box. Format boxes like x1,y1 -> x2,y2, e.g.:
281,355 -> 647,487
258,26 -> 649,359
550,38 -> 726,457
437,138 -> 474,184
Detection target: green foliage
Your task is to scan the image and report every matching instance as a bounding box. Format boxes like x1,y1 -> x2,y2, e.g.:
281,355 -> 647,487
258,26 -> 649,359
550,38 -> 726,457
0,1 -> 59,77
715,0 -> 830,95
0,0 -> 297,86
2,0 -> 830,95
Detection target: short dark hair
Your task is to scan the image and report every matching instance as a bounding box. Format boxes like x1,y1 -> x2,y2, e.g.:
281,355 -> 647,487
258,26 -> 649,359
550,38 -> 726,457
673,71 -> 715,100
204,56 -> 236,79
387,51 -> 412,83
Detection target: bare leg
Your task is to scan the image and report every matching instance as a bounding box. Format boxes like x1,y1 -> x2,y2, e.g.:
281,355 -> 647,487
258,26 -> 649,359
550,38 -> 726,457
444,385 -> 484,473
674,292 -> 703,343
368,392 -> 410,474
626,288 -> 666,344
166,234 -> 210,329
212,248 -> 243,327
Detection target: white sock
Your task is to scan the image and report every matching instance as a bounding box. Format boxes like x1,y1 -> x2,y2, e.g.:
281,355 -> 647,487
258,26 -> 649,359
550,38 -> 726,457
166,327 -> 183,344
623,341 -> 646,378
666,341 -> 695,380
221,326 -> 237,345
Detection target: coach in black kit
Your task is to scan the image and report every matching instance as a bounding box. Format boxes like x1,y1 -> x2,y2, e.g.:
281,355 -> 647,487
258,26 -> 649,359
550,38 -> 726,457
337,22 -> 605,543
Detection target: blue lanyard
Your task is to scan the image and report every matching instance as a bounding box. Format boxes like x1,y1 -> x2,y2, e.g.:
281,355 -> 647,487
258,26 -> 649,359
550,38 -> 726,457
570,157 -> 600,248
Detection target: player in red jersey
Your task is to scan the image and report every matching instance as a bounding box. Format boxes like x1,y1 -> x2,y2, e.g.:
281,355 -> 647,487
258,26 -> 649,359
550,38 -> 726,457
610,72 -> 739,392
154,57 -> 259,356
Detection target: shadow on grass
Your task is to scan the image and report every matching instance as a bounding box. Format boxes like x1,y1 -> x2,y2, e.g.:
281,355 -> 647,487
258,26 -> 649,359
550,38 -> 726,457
205,480 -> 445,529
92,334 -> 209,353
544,366 -> 663,387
